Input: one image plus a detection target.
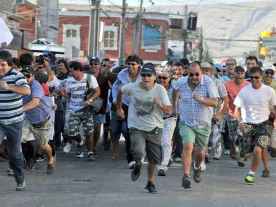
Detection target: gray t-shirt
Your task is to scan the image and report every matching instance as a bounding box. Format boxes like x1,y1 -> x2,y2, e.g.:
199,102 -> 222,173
122,82 -> 171,132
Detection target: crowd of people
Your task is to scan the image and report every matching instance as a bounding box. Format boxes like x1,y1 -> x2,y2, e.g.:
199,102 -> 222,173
0,50 -> 276,193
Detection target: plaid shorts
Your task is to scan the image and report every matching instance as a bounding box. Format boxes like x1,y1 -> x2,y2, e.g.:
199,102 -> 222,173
67,109 -> 94,137
225,116 -> 239,142
236,121 -> 272,155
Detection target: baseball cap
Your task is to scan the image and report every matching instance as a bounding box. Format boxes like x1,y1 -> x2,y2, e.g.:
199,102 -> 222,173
141,63 -> 156,75
89,57 -> 100,65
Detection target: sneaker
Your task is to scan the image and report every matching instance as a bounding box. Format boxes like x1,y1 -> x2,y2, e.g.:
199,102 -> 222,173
182,175 -> 192,189
7,168 -> 15,176
76,152 -> 85,158
131,161 -> 142,182
87,152 -> 96,161
244,174 -> 255,185
144,182 -> 157,193
200,161 -> 206,172
16,180 -> 26,191
128,161 -> 136,169
262,169 -> 270,178
36,156 -> 45,162
193,164 -> 202,183
213,141 -> 223,160
158,169 -> 166,176
63,143 -> 72,153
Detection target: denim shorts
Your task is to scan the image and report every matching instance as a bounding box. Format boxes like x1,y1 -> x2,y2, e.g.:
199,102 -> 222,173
94,113 -> 106,125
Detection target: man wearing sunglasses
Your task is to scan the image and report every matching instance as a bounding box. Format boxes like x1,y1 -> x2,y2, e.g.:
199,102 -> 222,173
116,63 -> 172,193
234,66 -> 276,185
173,62 -> 219,189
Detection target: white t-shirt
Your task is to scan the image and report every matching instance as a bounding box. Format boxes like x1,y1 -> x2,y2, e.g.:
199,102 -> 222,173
122,82 -> 171,132
65,73 -> 99,112
234,84 -> 276,124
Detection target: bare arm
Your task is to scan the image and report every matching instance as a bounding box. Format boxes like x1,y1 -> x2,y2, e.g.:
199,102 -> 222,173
214,96 -> 229,120
220,96 -> 229,114
234,107 -> 242,121
172,89 -> 180,114
154,97 -> 172,114
116,89 -> 125,119
23,97 -> 40,112
86,86 -> 101,104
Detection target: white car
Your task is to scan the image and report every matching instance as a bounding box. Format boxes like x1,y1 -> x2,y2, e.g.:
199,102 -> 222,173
27,38 -> 65,55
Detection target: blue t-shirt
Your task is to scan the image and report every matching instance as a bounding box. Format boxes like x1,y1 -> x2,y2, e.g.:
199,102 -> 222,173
23,80 -> 51,124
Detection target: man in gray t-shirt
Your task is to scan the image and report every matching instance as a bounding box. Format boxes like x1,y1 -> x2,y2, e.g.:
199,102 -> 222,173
117,63 -> 172,193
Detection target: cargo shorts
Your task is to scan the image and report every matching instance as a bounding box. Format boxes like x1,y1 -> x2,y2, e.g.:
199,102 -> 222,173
129,127 -> 162,165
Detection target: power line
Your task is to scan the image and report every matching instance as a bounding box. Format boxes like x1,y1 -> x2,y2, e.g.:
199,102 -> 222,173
204,38 -> 259,42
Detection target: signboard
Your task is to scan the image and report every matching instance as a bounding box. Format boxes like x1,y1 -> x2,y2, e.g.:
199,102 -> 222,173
142,24 -> 161,51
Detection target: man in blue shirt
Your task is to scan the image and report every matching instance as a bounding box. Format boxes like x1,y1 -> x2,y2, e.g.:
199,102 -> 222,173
22,69 -> 55,175
173,62 -> 219,189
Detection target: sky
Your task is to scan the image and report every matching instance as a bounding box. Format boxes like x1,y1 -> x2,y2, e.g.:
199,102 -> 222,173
59,0 -> 267,7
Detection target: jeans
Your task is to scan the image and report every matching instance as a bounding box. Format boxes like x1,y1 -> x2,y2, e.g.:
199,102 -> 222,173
0,121 -> 24,184
110,112 -> 133,163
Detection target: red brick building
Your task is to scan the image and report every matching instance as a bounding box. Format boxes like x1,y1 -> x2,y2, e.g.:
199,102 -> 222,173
17,3 -> 169,63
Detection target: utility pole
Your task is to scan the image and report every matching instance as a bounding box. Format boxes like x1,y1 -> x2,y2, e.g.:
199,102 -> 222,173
89,0 -> 101,57
183,5 -> 188,59
134,0 -> 143,55
119,0 -> 127,65
199,27 -> 203,61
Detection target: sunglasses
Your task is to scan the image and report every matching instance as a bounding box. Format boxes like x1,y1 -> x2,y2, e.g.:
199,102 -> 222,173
141,73 -> 152,77
250,76 -> 261,80
158,76 -> 169,80
189,73 -> 200,77
226,63 -> 235,66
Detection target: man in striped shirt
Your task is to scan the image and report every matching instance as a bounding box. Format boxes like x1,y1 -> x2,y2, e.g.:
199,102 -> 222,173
0,50 -> 30,191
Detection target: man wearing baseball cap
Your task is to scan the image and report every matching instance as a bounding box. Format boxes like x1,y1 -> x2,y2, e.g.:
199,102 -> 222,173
116,63 -> 172,193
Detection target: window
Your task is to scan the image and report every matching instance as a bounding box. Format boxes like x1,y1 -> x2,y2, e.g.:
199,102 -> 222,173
102,26 -> 118,50
66,29 -> 77,38
170,18 -> 183,29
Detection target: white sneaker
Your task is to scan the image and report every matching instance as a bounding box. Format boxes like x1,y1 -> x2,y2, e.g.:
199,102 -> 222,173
63,143 -> 72,153
128,161 -> 136,169
76,152 -> 85,158
200,161 -> 206,172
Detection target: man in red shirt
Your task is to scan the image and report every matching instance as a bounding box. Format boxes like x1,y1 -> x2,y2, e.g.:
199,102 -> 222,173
225,66 -> 249,164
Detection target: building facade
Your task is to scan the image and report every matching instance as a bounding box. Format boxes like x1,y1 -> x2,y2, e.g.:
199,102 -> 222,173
17,3 -> 169,63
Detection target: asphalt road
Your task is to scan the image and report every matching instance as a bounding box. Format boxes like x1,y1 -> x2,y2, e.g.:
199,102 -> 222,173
1,146 -> 276,207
